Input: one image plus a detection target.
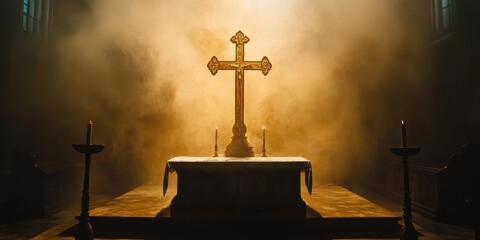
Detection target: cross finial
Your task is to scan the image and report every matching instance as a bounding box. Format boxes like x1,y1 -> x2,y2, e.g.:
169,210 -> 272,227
230,31 -> 250,45
260,57 -> 272,75
207,56 -> 219,75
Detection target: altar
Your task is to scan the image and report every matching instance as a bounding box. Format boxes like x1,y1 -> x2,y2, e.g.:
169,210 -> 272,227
163,157 -> 312,218
159,31 -> 314,219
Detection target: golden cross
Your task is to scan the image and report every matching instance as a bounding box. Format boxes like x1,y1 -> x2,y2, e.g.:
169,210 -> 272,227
207,31 -> 272,157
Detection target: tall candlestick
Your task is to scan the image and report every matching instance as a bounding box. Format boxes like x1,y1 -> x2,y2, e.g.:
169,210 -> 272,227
73,121 -> 104,240
391,120 -> 419,239
86,121 -> 92,145
262,126 -> 267,157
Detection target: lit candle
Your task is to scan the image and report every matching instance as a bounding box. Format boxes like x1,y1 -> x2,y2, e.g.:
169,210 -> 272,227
401,120 -> 407,148
263,126 -> 265,142
86,120 -> 92,145
214,127 -> 219,157
262,126 -> 266,157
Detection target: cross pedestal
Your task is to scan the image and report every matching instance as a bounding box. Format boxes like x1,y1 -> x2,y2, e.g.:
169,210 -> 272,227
163,157 -> 312,218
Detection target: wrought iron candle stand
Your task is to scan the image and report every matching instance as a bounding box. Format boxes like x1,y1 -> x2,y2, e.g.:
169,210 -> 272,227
73,121 -> 104,240
389,121 -> 420,240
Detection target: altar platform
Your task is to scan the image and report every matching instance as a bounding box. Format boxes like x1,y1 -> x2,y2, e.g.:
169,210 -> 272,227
34,183 -> 402,239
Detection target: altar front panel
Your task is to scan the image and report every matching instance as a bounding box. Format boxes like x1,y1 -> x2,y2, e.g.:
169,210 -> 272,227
164,157 -> 312,218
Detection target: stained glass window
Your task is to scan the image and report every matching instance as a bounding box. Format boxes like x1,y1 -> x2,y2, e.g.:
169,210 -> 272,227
431,0 -> 455,34
441,0 -> 452,30
22,0 -> 43,37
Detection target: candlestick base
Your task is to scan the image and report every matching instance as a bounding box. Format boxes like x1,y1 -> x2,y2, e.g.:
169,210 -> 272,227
400,224 -> 418,240
75,216 -> 94,240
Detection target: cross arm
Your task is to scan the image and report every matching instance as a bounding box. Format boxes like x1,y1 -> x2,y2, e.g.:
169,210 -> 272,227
207,56 -> 237,75
243,56 -> 272,75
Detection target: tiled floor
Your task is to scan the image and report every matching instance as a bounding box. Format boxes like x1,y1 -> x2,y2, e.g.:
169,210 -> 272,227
0,183 -> 476,239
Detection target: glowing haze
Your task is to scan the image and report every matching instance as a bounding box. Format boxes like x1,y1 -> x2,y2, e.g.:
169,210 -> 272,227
9,0 -> 430,189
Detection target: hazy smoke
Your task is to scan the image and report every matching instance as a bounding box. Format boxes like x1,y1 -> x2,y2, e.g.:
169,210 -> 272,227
7,0 -> 431,192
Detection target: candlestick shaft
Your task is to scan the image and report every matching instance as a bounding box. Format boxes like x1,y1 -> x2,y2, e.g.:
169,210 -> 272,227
76,152 -> 93,240
401,121 -> 407,148
86,122 -> 92,145
401,154 -> 418,239
81,153 -> 91,217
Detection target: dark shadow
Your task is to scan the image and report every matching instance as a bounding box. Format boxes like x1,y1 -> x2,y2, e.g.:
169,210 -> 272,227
156,205 -> 321,218
58,224 -> 76,237
306,205 -> 323,218
156,206 -> 171,218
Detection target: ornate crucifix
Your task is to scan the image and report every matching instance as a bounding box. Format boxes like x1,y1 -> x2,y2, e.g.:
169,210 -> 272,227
208,31 -> 272,157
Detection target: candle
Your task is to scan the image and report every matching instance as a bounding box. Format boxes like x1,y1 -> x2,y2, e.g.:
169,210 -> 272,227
401,120 -> 407,148
86,120 -> 92,145
263,126 -> 265,142
262,126 -> 266,157
213,127 -> 219,157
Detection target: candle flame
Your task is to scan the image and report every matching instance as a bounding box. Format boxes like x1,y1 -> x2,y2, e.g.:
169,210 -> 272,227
262,126 -> 265,130
401,120 -> 404,125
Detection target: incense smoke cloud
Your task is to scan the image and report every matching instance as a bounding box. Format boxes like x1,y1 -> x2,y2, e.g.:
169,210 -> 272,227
7,0 -> 431,192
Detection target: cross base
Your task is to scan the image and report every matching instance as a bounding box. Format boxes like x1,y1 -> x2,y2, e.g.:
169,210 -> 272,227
225,136 -> 254,157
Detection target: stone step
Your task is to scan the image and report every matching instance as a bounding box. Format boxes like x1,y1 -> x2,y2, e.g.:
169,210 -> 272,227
42,183 -> 402,239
